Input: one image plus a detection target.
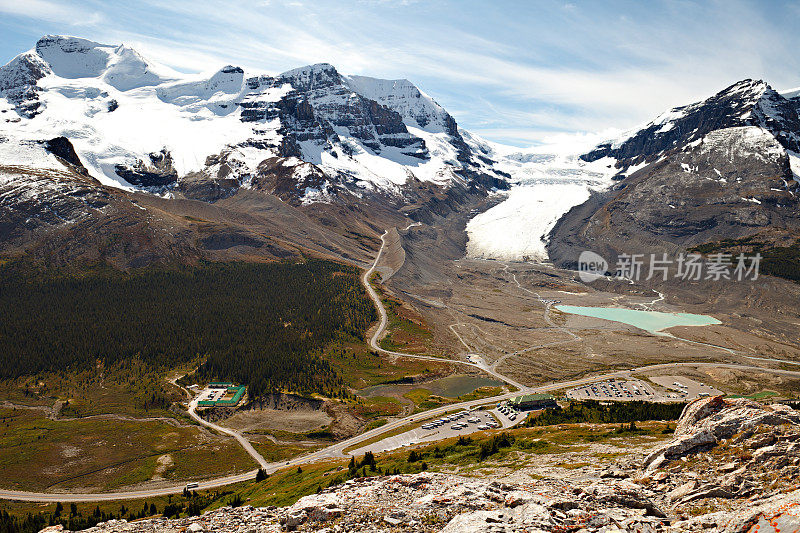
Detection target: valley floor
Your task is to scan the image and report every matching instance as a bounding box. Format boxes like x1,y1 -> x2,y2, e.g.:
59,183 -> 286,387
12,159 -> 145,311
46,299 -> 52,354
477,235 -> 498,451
2,221 -> 800,533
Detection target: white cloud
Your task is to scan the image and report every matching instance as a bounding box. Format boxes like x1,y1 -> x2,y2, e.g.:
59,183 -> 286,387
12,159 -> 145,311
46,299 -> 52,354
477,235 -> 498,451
3,0 -> 799,147
0,0 -> 103,26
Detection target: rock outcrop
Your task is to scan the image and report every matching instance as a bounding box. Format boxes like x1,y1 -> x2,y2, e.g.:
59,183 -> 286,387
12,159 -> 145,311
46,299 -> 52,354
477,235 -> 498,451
50,397 -> 800,533
644,395 -> 800,471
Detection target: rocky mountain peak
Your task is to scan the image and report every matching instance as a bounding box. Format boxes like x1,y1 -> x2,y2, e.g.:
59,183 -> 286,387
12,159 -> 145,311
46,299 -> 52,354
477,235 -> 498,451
0,51 -> 52,118
582,77 -> 800,172
32,34 -> 176,91
0,51 -> 51,94
278,63 -> 342,91
724,77 -> 768,96
549,76 -> 800,269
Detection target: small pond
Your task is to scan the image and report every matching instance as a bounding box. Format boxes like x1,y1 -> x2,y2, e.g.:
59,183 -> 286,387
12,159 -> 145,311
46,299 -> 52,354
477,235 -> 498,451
358,374 -> 502,399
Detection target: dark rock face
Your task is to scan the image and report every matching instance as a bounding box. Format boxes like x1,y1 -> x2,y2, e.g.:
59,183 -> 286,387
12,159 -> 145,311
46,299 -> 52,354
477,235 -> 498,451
550,125 -> 800,268
0,53 -> 51,93
241,65 -> 432,158
549,80 -> 800,269
274,65 -> 428,159
35,35 -> 91,58
115,149 -> 178,188
220,65 -> 243,75
612,128 -> 795,240
42,137 -> 89,175
178,150 -> 271,202
273,94 -> 337,157
457,167 -> 510,192
277,63 -> 341,92
249,157 -> 334,205
583,80 -> 800,172
178,172 -> 240,202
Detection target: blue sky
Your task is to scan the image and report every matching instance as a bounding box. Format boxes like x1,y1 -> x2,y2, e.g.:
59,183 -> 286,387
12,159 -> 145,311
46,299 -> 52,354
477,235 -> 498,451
1,0 -> 799,148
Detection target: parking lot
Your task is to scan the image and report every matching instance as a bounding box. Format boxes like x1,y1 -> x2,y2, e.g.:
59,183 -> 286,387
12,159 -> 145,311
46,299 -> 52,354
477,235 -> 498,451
490,403 -> 528,429
566,378 -> 658,401
649,376 -> 722,400
348,409 -> 504,457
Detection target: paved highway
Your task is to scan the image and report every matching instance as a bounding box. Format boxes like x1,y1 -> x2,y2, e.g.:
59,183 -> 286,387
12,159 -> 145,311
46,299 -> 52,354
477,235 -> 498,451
5,359 -> 797,502
3,224 -> 799,502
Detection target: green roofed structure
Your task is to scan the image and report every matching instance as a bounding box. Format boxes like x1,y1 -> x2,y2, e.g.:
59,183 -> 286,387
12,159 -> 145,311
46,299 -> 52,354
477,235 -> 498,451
198,385 -> 247,407
208,382 -> 235,389
510,393 -> 557,411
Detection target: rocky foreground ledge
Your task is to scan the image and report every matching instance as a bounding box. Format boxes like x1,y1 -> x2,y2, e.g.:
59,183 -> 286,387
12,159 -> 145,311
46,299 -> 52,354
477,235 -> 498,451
42,397 -> 800,533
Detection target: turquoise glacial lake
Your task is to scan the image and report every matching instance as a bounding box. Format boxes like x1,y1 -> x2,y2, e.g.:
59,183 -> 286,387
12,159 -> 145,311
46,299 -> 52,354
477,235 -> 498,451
554,305 -> 721,335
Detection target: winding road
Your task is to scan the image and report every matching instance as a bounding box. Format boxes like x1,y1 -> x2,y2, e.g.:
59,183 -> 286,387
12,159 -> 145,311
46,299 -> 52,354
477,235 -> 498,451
186,397 -> 270,471
3,224 -> 799,503
361,229 -> 528,390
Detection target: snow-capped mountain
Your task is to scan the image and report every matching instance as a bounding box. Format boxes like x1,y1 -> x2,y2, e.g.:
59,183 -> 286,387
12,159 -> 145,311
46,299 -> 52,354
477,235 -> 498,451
4,36 -> 797,270
547,79 -> 800,269
0,35 -> 500,205
0,35 -> 522,266
583,79 -> 800,180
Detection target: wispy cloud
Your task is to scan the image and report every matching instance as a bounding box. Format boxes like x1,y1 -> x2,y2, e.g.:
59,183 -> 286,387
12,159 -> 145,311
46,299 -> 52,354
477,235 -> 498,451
0,0 -> 797,147
0,0 -> 103,26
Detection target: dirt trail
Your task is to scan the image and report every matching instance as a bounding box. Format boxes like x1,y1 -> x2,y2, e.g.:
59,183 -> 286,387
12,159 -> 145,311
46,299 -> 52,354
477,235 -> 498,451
0,400 -> 192,428
362,227 -> 528,390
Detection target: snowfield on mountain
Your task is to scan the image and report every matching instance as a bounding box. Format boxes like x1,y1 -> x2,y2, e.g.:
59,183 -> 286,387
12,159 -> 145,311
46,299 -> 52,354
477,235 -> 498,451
0,35 -> 510,200
3,36 -> 800,267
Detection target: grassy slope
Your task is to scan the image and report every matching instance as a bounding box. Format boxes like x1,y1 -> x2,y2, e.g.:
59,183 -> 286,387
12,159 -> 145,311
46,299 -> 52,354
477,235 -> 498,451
0,416 -> 680,529
0,407 -> 254,492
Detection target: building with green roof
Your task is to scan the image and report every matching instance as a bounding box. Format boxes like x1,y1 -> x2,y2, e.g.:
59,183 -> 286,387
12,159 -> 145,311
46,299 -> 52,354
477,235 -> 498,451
197,385 -> 247,408
510,393 -> 557,411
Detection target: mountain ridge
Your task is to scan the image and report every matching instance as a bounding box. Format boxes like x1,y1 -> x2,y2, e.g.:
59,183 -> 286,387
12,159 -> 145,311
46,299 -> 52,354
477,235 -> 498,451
0,35 -> 514,267
3,35 -> 800,273
0,35 -> 496,199
547,78 -> 800,271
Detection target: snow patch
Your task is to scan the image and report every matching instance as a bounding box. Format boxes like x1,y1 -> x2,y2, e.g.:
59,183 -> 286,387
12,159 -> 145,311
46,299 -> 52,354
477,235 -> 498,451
788,151 -> 800,180
35,35 -> 178,91
466,183 -> 592,261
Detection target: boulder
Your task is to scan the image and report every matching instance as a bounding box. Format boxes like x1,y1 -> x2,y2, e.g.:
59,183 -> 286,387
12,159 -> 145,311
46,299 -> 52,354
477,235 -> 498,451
723,488 -> 800,533
643,396 -> 800,471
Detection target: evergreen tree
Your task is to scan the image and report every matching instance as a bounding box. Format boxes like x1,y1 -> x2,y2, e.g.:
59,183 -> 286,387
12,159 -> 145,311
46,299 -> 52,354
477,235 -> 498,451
0,260 -> 377,399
